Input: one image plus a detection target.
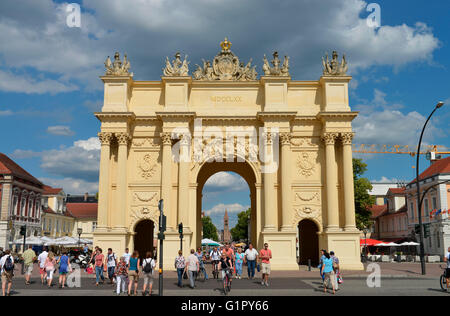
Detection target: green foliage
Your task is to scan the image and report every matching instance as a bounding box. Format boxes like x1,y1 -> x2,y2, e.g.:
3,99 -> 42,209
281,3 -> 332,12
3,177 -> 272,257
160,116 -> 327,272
202,216 -> 219,241
353,158 -> 375,230
231,208 -> 251,242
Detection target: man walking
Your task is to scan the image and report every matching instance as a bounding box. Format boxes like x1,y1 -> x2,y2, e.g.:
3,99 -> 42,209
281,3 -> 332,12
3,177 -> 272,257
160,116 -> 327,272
185,249 -> 199,289
37,247 -> 48,285
259,243 -> 272,287
22,245 -> 36,285
244,243 -> 258,279
122,248 -> 131,267
105,248 -> 117,284
1,250 -> 15,296
330,251 -> 340,291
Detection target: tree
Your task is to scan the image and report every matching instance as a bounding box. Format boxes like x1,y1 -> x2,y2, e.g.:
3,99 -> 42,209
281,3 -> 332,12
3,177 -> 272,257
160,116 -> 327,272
231,208 -> 251,242
353,158 -> 375,230
202,216 -> 219,241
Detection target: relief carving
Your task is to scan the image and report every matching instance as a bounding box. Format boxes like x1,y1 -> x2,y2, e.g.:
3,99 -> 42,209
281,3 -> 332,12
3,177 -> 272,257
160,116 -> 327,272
138,154 -> 158,179
295,192 -> 320,204
292,206 -> 323,227
129,207 -> 159,232
133,192 -> 159,204
297,152 -> 316,177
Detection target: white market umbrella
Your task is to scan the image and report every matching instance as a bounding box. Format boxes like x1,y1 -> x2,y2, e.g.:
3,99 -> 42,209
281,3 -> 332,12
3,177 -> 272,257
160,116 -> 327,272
40,236 -> 57,246
54,236 -> 79,246
376,242 -> 400,247
400,242 -> 420,246
79,238 -> 93,245
13,236 -> 43,246
201,238 -> 222,247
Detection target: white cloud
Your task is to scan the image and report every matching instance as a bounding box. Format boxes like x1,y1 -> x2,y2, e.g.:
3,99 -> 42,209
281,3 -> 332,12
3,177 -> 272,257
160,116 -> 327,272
0,110 -> 13,116
0,0 -> 441,94
47,125 -> 75,136
74,137 -> 100,151
371,176 -> 400,183
204,203 -> 249,216
39,177 -> 98,195
204,172 -> 248,192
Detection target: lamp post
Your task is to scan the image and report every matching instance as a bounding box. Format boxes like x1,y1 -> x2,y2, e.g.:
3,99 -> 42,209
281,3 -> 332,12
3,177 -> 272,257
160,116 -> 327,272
363,227 -> 368,262
77,228 -> 83,247
416,101 -> 445,275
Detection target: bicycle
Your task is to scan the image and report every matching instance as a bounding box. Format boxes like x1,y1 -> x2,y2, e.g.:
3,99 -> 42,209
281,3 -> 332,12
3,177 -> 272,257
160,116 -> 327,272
212,261 -> 219,279
440,264 -> 449,292
222,268 -> 232,295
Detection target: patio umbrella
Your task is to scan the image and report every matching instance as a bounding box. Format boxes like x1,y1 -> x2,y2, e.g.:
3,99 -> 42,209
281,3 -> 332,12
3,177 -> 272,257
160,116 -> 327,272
13,236 -> 43,246
40,236 -> 57,246
201,238 -> 222,247
54,236 -> 79,246
360,238 -> 384,246
400,242 -> 420,246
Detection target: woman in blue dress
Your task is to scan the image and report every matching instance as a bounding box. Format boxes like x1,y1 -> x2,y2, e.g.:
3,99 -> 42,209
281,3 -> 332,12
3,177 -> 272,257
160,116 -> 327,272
57,250 -> 71,289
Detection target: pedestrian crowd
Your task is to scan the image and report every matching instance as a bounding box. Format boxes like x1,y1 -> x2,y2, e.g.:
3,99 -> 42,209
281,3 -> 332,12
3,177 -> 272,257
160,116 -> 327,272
318,249 -> 342,295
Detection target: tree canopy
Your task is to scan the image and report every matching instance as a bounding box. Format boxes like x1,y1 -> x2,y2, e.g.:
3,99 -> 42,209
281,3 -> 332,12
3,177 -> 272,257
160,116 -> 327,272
202,216 -> 219,241
231,208 -> 251,241
353,158 -> 375,230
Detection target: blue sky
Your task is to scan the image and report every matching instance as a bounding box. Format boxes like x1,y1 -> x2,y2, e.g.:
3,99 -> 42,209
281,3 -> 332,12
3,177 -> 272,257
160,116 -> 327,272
0,0 -> 449,229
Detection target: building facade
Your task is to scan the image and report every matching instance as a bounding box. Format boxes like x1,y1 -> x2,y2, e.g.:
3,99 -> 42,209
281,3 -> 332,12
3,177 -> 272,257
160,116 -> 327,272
405,157 -> 450,257
0,153 -> 43,249
41,186 -> 74,238
94,39 -> 362,270
67,202 -> 98,240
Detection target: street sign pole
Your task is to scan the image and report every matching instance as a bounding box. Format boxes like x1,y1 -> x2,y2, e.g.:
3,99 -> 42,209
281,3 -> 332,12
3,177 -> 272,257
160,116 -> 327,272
158,199 -> 166,296
21,225 -> 26,274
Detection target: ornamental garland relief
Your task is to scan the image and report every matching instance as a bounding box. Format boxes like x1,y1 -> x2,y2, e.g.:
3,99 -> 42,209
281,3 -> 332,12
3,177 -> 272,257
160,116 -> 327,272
132,138 -> 161,148
138,154 -> 158,179
297,152 -> 316,177
129,207 -> 159,232
292,206 -> 323,227
294,191 -> 321,204
132,192 -> 159,205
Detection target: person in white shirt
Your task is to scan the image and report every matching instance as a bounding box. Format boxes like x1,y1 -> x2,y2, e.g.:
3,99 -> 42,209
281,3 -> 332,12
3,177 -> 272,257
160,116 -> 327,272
185,249 -> 199,289
1,250 -> 14,296
142,251 -> 156,296
122,248 -> 131,267
244,243 -> 259,279
37,247 -> 49,285
105,248 -> 117,284
209,247 -> 222,279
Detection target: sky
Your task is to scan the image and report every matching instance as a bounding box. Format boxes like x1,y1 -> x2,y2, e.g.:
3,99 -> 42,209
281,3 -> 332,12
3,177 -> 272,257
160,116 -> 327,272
0,0 -> 449,230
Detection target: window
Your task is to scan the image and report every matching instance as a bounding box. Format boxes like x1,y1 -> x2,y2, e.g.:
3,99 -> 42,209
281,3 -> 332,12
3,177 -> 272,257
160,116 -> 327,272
437,232 -> 440,249
43,218 -> 46,230
424,199 -> 429,216
12,196 -> 18,216
49,219 -> 52,231
410,202 -> 415,220
92,222 -> 97,232
432,197 -> 437,210
63,221 -> 66,232
20,198 -> 26,216
56,220 -> 60,233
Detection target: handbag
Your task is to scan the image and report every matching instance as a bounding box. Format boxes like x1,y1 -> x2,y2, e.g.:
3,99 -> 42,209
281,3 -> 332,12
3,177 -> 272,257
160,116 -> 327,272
256,263 -> 261,272
183,271 -> 188,279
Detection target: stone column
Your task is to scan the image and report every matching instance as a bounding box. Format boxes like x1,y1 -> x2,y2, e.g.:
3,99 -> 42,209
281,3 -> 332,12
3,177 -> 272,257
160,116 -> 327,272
280,132 -> 293,231
161,132 -> 174,231
97,132 -> 113,229
263,131 -> 276,231
115,132 -> 129,230
322,132 -> 339,231
0,181 -> 12,221
178,134 -> 190,230
341,132 -> 357,230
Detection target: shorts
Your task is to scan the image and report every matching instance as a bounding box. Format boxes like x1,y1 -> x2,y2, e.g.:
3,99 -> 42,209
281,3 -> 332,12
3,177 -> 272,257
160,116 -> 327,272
323,271 -> 336,288
143,272 -> 153,285
39,267 -> 46,275
59,267 -> 68,275
25,264 -> 33,275
128,270 -> 139,282
445,268 -> 450,278
261,262 -> 271,275
2,271 -> 13,283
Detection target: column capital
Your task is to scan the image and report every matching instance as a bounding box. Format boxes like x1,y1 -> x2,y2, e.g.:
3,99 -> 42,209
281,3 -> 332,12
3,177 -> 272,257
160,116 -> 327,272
262,131 -> 274,145
115,132 -> 130,146
279,132 -> 292,145
98,132 -> 113,145
161,132 -> 172,145
340,132 -> 354,145
321,132 -> 339,145
179,133 -> 191,146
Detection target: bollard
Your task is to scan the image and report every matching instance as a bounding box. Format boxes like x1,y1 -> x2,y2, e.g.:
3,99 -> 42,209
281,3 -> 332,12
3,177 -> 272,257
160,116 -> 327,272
308,259 -> 311,271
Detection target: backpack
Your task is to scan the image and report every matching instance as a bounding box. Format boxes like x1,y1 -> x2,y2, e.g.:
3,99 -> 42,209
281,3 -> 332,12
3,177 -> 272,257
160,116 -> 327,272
4,255 -> 14,272
143,258 -> 153,273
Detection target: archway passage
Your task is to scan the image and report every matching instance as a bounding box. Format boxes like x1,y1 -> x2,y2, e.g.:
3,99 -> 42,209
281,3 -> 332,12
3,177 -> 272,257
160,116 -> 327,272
298,219 -> 319,265
134,220 -> 154,261
197,161 -> 257,248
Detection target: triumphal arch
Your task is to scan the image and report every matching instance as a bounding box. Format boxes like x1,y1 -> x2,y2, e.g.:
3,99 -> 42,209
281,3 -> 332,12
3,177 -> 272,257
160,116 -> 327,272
94,38 -> 363,270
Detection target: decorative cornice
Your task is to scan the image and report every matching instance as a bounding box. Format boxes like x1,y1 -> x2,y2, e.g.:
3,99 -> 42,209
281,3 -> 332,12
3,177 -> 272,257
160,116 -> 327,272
257,111 -> 297,122
316,111 -> 358,122
95,112 -> 136,122
156,112 -> 196,122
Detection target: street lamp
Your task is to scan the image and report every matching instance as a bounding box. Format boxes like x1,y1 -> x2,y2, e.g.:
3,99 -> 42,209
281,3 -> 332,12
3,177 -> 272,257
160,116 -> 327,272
362,227 -> 369,261
77,228 -> 83,247
416,101 -> 445,275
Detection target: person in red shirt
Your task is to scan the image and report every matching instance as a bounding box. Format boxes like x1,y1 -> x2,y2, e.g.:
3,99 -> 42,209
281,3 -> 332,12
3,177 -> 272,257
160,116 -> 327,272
259,243 -> 272,287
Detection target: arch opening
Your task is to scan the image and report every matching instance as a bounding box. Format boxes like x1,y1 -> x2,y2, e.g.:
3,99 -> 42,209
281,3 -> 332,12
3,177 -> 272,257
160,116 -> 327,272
133,219 -> 155,261
298,219 -> 319,266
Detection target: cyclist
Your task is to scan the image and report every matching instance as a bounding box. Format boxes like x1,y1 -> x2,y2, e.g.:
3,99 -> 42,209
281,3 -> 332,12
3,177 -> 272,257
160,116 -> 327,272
209,247 -> 221,278
218,252 -> 233,289
195,247 -> 208,280
222,243 -> 235,275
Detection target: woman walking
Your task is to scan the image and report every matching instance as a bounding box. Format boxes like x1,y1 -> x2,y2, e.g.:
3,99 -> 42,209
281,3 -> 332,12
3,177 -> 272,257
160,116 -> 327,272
94,248 -> 105,286
127,251 -> 140,296
174,250 -> 186,288
57,251 -> 71,288
142,251 -> 156,296
115,256 -> 128,296
235,248 -> 245,279
44,252 -> 57,288
320,251 -> 336,294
